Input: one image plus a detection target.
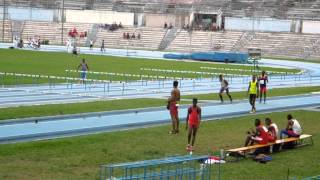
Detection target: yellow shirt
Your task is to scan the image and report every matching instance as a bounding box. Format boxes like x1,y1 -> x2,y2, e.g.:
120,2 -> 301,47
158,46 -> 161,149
249,81 -> 257,94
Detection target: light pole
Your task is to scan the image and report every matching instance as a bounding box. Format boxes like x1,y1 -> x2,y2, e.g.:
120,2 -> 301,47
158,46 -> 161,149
2,0 -> 6,42
61,0 -> 65,45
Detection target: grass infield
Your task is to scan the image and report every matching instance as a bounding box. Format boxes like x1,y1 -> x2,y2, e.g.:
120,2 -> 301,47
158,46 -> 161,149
0,110 -> 318,179
0,49 -> 299,84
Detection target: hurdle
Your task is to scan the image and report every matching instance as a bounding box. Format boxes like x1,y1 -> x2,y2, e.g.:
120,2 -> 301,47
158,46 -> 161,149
200,66 -> 303,75
65,69 -> 182,82
100,155 -> 212,180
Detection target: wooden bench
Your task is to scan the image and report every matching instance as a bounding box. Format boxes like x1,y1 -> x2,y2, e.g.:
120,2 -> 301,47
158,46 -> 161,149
226,134 -> 313,159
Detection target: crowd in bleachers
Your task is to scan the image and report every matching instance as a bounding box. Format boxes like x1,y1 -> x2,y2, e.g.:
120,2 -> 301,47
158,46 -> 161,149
13,36 -> 42,49
123,32 -> 141,40
99,22 -> 123,31
68,28 -> 87,38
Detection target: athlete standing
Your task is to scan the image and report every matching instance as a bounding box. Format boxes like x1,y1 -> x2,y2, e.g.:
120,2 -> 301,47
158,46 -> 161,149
186,98 -> 201,151
167,80 -> 181,134
258,71 -> 268,103
247,75 -> 259,113
218,74 -> 232,103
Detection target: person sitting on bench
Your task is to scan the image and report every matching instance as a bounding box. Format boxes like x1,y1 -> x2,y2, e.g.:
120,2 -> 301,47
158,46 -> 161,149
280,114 -> 302,139
245,118 -> 269,147
265,117 -> 278,143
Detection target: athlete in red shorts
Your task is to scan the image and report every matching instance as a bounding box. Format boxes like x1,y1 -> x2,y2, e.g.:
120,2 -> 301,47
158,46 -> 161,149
245,118 -> 269,146
186,98 -> 201,151
258,71 -> 268,104
167,80 -> 180,134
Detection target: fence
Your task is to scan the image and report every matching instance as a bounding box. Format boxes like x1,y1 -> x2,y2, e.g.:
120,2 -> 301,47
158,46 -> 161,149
100,155 -> 212,180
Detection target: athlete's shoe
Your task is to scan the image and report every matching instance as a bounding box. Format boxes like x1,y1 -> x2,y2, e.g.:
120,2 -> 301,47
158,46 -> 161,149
186,144 -> 191,151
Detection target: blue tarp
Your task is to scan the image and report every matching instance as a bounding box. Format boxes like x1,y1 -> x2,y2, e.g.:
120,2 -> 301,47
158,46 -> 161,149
164,52 -> 249,63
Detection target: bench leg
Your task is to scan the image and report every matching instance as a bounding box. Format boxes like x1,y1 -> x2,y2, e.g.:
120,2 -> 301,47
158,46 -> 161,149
310,137 -> 314,146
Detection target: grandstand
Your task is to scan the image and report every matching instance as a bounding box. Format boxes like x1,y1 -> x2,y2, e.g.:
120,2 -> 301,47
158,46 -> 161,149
2,0 -> 320,59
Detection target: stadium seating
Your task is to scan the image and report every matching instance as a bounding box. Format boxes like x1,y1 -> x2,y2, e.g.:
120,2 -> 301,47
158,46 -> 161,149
21,21 -> 92,45
167,30 -> 320,60
96,26 -> 166,50
167,30 -> 244,52
0,20 -> 12,42
4,18 -> 320,60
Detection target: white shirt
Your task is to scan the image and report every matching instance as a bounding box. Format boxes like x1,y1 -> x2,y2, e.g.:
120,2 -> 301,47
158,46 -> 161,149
292,119 -> 302,135
220,80 -> 227,88
270,123 -> 279,136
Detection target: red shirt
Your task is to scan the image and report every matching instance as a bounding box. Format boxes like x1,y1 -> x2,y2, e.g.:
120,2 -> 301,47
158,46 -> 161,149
256,125 -> 269,144
188,106 -> 201,125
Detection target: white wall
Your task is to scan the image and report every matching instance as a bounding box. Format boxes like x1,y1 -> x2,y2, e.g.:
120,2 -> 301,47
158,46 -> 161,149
65,10 -> 134,25
8,7 -> 54,21
225,17 -> 291,32
302,21 -> 320,34
145,14 -> 189,27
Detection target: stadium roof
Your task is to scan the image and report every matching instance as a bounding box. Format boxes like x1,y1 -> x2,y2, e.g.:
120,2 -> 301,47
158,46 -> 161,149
3,0 -> 320,20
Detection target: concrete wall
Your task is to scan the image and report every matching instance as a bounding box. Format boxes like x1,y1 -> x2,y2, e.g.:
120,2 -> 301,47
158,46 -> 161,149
225,17 -> 291,32
145,14 -> 189,28
7,6 -> 54,21
302,21 -> 320,34
65,10 -> 134,25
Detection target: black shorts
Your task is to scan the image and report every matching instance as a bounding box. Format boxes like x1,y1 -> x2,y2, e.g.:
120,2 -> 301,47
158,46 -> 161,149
250,94 -> 257,100
219,87 -> 229,93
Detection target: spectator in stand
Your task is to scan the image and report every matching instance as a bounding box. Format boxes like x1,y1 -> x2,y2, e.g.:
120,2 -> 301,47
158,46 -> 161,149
18,39 -> 24,48
164,22 -> 168,29
89,40 -> 93,50
169,23 -> 173,29
119,22 -> 123,28
66,39 -> 71,52
84,31 -> 87,37
131,33 -> 136,39
126,33 -> 130,39
37,38 -> 41,48
137,33 -> 141,40
123,32 -> 126,39
13,36 -> 18,47
101,40 -> 105,52
27,38 -> 32,48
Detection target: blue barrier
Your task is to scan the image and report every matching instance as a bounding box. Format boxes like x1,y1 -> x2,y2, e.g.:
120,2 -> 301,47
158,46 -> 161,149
100,155 -> 212,180
163,53 -> 190,59
163,52 -> 249,63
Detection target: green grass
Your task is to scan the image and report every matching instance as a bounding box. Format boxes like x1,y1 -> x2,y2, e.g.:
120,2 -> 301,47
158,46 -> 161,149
183,86 -> 320,101
0,49 -> 299,84
0,110 -> 319,180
